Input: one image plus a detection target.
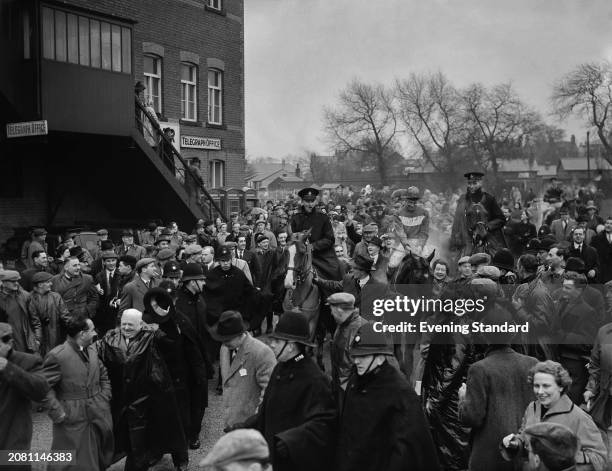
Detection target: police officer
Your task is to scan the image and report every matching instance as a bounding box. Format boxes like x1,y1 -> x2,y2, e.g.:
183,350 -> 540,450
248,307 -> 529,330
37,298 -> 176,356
450,172 -> 506,257
290,187 -> 342,281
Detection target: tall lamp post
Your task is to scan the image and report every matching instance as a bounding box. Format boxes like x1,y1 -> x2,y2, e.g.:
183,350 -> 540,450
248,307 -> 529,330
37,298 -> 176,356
587,130 -> 591,181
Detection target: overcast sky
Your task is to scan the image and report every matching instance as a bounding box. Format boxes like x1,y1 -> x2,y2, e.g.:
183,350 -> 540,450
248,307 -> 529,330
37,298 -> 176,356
244,0 -> 612,160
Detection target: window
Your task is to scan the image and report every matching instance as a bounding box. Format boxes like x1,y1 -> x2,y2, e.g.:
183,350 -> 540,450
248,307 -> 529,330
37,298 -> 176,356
181,63 -> 197,121
144,55 -> 162,113
41,6 -> 131,73
210,160 -> 225,188
207,0 -> 222,11
208,69 -> 222,125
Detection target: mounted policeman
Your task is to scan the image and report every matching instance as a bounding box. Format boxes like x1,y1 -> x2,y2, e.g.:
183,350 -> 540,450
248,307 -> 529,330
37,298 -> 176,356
450,171 -> 507,257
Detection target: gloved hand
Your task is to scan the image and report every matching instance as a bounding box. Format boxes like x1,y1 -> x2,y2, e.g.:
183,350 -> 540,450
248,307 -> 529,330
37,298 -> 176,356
276,439 -> 289,459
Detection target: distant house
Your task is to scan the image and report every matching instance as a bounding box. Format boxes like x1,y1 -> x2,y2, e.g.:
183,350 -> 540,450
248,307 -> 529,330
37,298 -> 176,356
246,161 -> 307,199
557,157 -> 612,182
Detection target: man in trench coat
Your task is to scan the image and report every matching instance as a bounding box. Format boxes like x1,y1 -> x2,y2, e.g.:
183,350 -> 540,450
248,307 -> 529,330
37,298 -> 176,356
43,315 -> 113,471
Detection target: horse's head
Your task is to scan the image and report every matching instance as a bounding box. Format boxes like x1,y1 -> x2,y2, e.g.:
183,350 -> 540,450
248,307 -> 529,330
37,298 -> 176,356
396,249 -> 435,285
284,228 -> 313,289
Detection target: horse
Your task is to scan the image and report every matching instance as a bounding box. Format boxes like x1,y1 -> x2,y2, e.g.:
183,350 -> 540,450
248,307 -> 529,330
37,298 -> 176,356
385,236 -> 435,381
282,229 -> 321,347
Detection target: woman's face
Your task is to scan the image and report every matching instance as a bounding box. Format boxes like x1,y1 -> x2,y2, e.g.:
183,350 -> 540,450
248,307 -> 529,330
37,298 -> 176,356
62,248 -> 71,259
533,372 -> 563,407
433,263 -> 447,281
220,223 -> 227,233
520,211 -> 528,223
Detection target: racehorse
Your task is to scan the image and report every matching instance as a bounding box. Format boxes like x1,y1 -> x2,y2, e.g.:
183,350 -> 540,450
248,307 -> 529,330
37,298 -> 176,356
386,236 -> 435,380
283,229 -> 321,346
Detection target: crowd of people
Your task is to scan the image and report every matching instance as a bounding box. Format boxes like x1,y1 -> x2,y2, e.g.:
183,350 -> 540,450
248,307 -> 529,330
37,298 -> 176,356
1,171 -> 612,471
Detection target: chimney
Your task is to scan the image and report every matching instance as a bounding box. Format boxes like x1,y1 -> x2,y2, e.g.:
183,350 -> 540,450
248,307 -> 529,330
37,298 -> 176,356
295,163 -> 301,178
281,159 -> 285,169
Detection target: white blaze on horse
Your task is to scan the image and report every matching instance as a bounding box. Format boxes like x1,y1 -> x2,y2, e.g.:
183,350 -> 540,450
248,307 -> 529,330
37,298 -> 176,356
282,229 -> 320,341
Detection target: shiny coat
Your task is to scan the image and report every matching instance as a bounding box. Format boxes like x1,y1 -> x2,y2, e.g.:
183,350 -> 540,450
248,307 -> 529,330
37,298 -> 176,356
0,288 -> 41,353
51,273 -> 99,318
459,347 -> 537,471
244,355 -> 336,471
336,361 -> 440,471
43,341 -> 114,471
0,349 -> 49,451
27,291 -> 70,356
96,326 -> 186,468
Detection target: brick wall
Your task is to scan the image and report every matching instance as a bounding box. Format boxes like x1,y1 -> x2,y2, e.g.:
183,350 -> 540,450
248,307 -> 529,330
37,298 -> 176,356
61,0 -> 246,187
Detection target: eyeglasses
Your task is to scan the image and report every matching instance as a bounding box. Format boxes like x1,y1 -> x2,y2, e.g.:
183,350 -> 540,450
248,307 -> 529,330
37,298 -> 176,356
1,334 -> 13,343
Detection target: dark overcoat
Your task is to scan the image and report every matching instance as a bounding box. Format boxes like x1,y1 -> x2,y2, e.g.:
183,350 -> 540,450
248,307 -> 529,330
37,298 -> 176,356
459,347 -> 538,471
51,273 -> 99,318
96,326 -> 186,468
204,265 -> 256,325
335,361 -> 440,471
244,355 -> 336,471
0,349 -> 49,452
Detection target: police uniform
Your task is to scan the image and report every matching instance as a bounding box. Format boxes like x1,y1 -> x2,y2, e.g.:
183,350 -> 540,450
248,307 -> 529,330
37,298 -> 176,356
290,188 -> 342,280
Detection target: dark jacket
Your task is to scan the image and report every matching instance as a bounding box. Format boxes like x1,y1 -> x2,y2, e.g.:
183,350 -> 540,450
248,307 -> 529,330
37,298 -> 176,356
244,354 -> 336,471
336,361 -> 440,471
97,326 -> 186,468
316,274 -> 388,321
590,232 -> 612,283
291,208 -> 342,280
51,273 -> 99,318
204,265 -> 257,325
0,288 -> 41,353
459,347 -> 538,471
118,276 -> 157,314
236,248 -> 261,286
0,349 -> 49,450
27,291 -> 70,356
95,269 -> 122,335
568,243 -> 600,279
587,322 -> 612,429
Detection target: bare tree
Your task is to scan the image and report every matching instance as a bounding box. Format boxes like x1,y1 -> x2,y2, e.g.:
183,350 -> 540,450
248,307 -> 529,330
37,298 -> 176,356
461,82 -> 541,177
323,79 -> 398,186
395,71 -> 467,173
551,61 -> 612,164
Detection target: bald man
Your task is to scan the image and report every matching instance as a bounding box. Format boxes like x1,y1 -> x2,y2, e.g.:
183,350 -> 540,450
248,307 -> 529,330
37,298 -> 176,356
98,308 -> 187,470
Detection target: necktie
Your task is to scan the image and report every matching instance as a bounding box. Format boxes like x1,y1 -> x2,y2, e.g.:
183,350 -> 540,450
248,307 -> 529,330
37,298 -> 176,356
230,349 -> 237,363
239,251 -> 243,259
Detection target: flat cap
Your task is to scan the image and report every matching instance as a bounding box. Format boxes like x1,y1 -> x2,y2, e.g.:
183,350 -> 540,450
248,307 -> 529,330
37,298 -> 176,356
100,250 -> 118,260
154,235 -> 172,245
135,257 -> 156,272
326,292 -> 356,310
122,229 -> 134,237
184,244 -> 203,256
199,429 -> 269,468
367,236 -> 383,248
156,248 -> 175,261
468,253 -> 491,266
224,241 -> 237,249
363,223 -> 378,232
523,422 -> 578,463
31,272 -> 53,284
458,256 -> 471,265
33,228 -> 47,236
476,265 -> 501,280
0,270 -> 21,282
185,234 -> 197,243
255,234 -> 269,244
96,229 -> 108,236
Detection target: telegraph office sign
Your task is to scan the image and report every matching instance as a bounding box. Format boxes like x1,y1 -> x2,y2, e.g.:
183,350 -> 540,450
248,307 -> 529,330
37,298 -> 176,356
6,120 -> 48,138
181,135 -> 221,150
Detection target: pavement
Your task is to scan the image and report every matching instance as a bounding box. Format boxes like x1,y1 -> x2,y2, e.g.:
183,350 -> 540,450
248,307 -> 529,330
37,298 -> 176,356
31,379 -> 225,471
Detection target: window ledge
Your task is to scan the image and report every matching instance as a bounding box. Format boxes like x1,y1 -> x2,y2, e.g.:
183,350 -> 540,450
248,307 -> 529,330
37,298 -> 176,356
180,119 -> 203,127
205,5 -> 226,16
206,122 -> 226,130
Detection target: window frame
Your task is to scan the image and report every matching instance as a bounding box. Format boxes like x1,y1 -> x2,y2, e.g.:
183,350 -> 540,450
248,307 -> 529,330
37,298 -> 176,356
181,62 -> 198,122
207,68 -> 223,125
144,54 -> 162,114
207,0 -> 222,11
209,159 -> 225,188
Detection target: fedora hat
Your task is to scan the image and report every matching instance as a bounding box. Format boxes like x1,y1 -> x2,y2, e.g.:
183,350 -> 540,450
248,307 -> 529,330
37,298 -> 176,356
210,310 -> 247,342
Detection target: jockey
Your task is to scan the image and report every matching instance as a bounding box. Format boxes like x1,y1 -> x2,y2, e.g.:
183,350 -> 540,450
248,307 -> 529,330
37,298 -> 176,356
290,187 -> 343,281
397,186 -> 429,254
450,171 -> 507,257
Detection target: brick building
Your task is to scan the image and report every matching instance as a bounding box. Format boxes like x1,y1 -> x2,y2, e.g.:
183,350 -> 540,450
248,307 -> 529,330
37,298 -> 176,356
0,0 -> 250,250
